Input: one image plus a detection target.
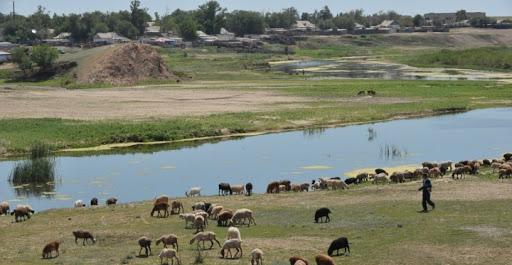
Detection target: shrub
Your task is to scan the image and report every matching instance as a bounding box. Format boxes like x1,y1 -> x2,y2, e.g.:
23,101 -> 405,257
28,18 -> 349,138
9,142 -> 55,185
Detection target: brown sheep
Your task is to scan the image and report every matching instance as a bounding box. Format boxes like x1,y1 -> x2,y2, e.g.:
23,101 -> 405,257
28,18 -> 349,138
279,180 -> 292,191
42,241 -> 60,259
106,197 -> 117,205
73,230 -> 96,245
194,215 -> 206,233
291,184 -> 301,192
154,195 -> 170,206
499,168 -> 512,179
156,234 -> 179,251
251,248 -> 264,265
11,206 -> 34,222
217,211 -> 234,227
315,254 -> 335,265
151,203 -> 170,218
290,256 -> 309,265
429,167 -> 442,178
0,201 -> 10,215
138,236 -> 152,257
266,182 -> 280,194
171,201 -> 185,215
300,183 -> 310,192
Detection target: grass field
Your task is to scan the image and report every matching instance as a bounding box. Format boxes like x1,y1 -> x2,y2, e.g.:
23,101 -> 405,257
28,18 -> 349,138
0,169 -> 511,265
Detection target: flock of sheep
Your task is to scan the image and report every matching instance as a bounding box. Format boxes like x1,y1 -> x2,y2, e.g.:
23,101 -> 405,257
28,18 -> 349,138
0,152 -> 511,264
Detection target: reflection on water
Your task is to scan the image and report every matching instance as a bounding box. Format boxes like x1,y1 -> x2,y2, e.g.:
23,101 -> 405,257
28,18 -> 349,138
1,108 -> 512,211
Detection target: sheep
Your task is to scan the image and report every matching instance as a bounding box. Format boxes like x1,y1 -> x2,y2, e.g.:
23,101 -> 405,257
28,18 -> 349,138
279,180 -> 292,191
189,231 -> 221,250
344,177 -> 358,185
0,201 -> 10,215
290,257 -> 309,265
357,90 -> 366,96
374,168 -> 388,175
219,183 -> 232,196
469,161 -> 481,175
194,215 -> 206,233
367,90 -> 376,96
315,207 -> 331,223
192,202 -> 206,211
504,153 -> 512,161
171,201 -> 184,214
151,203 -> 170,218
390,172 -> 405,183
159,248 -> 181,265
74,200 -> 86,208
291,184 -> 301,192
42,241 -> 60,259
311,180 -> 322,191
227,226 -> 241,241
155,195 -> 170,206
210,205 -> 224,219
251,248 -> 263,265
429,167 -> 442,178
422,162 -> 438,169
179,213 -> 196,228
220,239 -> 243,259
231,184 -> 245,195
440,161 -> 453,171
266,181 -> 280,193
499,168 -> 512,179
217,211 -> 234,227
300,183 -> 310,192
11,205 -> 34,222
230,208 -> 256,227
156,234 -> 179,251
106,197 -> 117,205
295,260 -> 308,265
72,230 -> 96,245
279,184 -> 287,192
327,237 -> 350,256
373,173 -> 389,184
356,173 -> 369,183
245,183 -> 253,196
315,254 -> 335,265
138,236 -> 152,257
185,187 -> 201,197
193,210 -> 209,225
90,197 -> 98,206
452,166 -> 470,179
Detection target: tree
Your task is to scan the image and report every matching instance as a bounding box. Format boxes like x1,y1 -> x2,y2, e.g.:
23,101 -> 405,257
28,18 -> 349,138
265,7 -> 298,28
333,15 -> 355,30
301,12 -> 310,21
413,14 -> 424,27
196,1 -> 226,34
130,0 -> 150,35
455,10 -> 467,22
178,16 -> 198,41
31,45 -> 59,71
319,6 -> 333,21
11,47 -> 33,73
226,11 -> 265,36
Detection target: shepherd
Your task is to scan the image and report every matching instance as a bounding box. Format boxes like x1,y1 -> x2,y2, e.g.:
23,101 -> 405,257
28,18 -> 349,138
418,173 -> 435,213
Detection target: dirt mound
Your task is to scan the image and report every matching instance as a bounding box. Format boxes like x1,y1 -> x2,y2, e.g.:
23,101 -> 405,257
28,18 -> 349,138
77,43 -> 175,85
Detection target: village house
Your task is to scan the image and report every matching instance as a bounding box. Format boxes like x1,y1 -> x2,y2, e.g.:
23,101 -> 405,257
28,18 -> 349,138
145,22 -> 162,37
216,28 -> 236,41
0,50 -> 12,63
93,32 -> 130,45
424,12 -> 486,25
196,31 -> 217,43
292,20 -> 317,31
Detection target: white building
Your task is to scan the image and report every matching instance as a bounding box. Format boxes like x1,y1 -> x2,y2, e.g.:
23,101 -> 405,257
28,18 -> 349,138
93,32 -> 130,45
292,20 -> 317,31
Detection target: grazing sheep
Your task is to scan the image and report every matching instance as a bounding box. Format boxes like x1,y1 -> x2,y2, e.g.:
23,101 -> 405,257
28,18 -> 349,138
220,239 -> 243,259
251,248 -> 264,265
11,205 -> 34,222
245,183 -> 253,196
151,203 -> 170,218
42,241 -> 60,259
171,201 -> 184,214
189,231 -> 221,250
300,183 -> 310,192
179,213 -> 196,228
90,197 -> 98,206
327,237 -> 350,256
422,162 -> 438,169
266,181 -> 280,193
402,170 -> 415,181
344,177 -> 358,185
499,168 -> 512,179
315,207 -> 331,223
230,208 -> 256,227
429,167 -> 442,178
156,234 -> 179,251
194,215 -> 206,233
72,230 -> 96,245
390,172 -> 405,183
452,166 -> 470,179
155,195 -> 170,206
440,161 -> 453,171
311,180 -> 322,191
469,161 -> 481,175
106,197 -> 117,205
291,184 -> 301,192
356,173 -> 369,183
373,173 -> 389,184
0,201 -> 10,215
374,168 -> 388,175
159,248 -> 181,265
74,200 -> 86,208
290,257 -> 309,265
482,159 -> 491,166
210,206 -> 224,220
279,180 -> 292,191
138,236 -> 152,256
192,202 -> 206,211
279,184 -> 287,192
218,183 -> 232,196
227,226 -> 241,241
185,187 -> 201,197
217,211 -> 234,227
193,210 -> 209,224
315,254 -> 335,265
231,184 -> 245,195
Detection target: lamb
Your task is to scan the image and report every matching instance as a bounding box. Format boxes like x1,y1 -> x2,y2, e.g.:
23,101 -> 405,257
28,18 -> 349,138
156,234 -> 179,251
138,236 -> 152,257
74,200 -> 86,208
42,241 -> 60,259
72,230 -> 96,245
159,248 -> 181,265
210,205 -> 224,219
179,213 -> 196,228
185,187 -> 201,197
0,201 -> 10,215
227,226 -> 241,241
106,197 -> 117,205
231,184 -> 245,195
90,197 -> 98,206
151,203 -> 170,218
217,211 -> 234,227
266,181 -> 280,193
11,205 -> 34,222
327,237 -> 350,256
194,215 -> 206,233
245,183 -> 253,196
251,249 -> 263,265
220,239 -> 243,259
171,201 -> 184,214
289,257 -> 309,265
189,231 -> 221,250
315,254 -> 335,265
230,208 -> 256,227
315,207 -> 331,223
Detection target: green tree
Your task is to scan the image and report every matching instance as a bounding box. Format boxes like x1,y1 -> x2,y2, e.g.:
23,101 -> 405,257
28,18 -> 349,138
265,7 -> 298,28
196,1 -> 226,34
333,15 -> 355,30
226,11 -> 265,36
319,6 -> 333,21
130,0 -> 150,35
178,16 -> 198,41
30,45 -> 59,71
413,14 -> 424,27
455,10 -> 467,22
11,47 -> 33,72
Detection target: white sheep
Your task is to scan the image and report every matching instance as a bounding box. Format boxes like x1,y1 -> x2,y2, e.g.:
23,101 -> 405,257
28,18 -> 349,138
210,205 -> 224,219
227,226 -> 241,241
185,187 -> 201,197
158,248 -> 181,265
194,215 -> 205,233
74,200 -> 86,208
230,208 -> 256,227
179,213 -> 196,228
193,210 -> 208,226
189,231 -> 221,250
220,239 -> 243,259
251,248 -> 264,265
230,184 -> 245,195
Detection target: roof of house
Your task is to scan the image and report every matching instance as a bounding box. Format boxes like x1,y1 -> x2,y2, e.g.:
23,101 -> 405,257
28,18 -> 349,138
294,20 -> 316,29
94,32 -> 129,40
219,28 -> 234,35
354,23 -> 365,29
379,20 -> 399,27
54,32 -> 71,39
0,51 -> 11,55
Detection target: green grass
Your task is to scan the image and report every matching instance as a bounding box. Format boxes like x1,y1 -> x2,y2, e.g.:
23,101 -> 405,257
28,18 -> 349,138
0,171 -> 511,264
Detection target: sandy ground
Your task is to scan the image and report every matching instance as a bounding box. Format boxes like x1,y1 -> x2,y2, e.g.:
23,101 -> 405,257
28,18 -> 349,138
0,85 -> 413,120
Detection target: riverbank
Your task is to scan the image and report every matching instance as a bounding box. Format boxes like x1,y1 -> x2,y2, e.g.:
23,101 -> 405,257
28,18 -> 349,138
1,170 -> 511,265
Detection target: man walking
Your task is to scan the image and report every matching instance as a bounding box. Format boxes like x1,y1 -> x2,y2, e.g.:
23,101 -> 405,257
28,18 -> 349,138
418,173 -> 435,213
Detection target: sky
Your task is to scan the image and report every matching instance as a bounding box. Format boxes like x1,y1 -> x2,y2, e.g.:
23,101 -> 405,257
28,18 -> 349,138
1,0 -> 511,17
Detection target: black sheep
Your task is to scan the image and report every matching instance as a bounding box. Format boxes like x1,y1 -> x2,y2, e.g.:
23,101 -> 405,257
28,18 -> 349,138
245,182 -> 253,196
482,159 -> 491,166
218,183 -> 232,196
314,207 -> 331,223
329,177 -> 341,180
203,202 -> 212,212
327,237 -> 350,256
375,168 -> 388,175
90,197 -> 98,206
344,178 -> 357,185
504,153 -> 512,161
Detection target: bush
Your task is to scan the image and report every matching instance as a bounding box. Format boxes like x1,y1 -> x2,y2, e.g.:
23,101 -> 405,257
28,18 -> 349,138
31,45 -> 59,71
9,142 -> 55,185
